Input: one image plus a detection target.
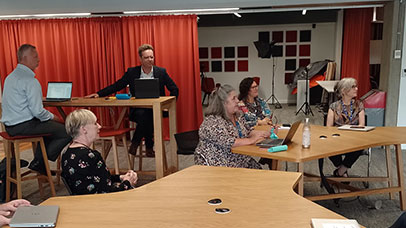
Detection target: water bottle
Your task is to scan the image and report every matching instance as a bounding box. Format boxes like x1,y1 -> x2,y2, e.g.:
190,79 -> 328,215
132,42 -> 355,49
302,118 -> 311,149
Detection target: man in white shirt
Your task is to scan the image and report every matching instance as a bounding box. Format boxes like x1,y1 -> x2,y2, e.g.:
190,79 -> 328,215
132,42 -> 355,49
1,44 -> 71,174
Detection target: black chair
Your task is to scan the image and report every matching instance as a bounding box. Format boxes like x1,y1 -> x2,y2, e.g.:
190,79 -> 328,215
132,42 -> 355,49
61,176 -> 73,195
174,130 -> 199,155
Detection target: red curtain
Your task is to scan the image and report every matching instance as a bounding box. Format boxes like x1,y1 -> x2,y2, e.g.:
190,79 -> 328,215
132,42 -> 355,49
341,8 -> 373,98
0,15 -> 203,133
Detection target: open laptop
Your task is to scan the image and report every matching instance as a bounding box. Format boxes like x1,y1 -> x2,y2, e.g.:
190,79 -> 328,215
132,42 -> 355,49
133,78 -> 160,99
256,120 -> 301,148
45,82 -> 72,102
10,205 -> 59,227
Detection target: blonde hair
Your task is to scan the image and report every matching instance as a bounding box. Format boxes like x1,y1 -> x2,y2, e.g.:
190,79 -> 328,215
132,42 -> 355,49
138,44 -> 154,57
205,84 -> 235,121
65,109 -> 97,139
335,77 -> 357,99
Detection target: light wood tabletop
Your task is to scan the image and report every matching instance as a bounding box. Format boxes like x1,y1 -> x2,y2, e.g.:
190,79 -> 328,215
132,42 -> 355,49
34,166 -> 353,228
233,125 -> 406,209
44,97 -> 178,179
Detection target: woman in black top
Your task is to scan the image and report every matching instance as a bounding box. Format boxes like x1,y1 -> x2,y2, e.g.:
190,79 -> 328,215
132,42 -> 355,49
61,109 -> 137,195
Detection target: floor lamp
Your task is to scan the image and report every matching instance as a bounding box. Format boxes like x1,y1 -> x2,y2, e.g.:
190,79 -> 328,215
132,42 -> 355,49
265,56 -> 282,109
254,40 -> 282,109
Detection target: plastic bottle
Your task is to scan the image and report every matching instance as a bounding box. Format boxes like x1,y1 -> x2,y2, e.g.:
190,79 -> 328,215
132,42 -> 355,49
302,118 -> 311,149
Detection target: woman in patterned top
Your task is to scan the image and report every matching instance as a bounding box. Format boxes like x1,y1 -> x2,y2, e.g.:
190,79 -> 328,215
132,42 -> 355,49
61,109 -> 137,195
238,77 -> 274,168
195,85 -> 270,168
327,77 -> 365,179
238,77 -> 272,128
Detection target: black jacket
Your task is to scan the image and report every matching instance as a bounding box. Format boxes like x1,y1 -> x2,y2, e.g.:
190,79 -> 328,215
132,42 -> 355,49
97,65 -> 179,98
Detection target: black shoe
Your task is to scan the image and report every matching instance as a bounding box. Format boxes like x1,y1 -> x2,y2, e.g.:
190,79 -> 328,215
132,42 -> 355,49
128,142 -> 140,156
28,159 -> 56,176
259,158 -> 273,169
146,148 -> 155,157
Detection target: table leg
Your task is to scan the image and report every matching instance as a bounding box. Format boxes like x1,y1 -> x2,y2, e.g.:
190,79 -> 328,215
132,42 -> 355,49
168,99 -> 178,173
56,107 -> 67,119
385,145 -> 395,200
114,107 -> 128,130
298,162 -> 304,196
395,144 -> 405,210
153,102 -> 165,179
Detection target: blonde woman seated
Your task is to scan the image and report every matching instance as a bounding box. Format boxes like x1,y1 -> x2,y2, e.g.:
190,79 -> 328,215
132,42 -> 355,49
327,77 -> 365,179
62,109 -> 137,195
195,85 -> 270,169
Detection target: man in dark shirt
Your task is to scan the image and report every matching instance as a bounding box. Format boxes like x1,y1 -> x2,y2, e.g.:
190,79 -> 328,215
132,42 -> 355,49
86,44 -> 179,157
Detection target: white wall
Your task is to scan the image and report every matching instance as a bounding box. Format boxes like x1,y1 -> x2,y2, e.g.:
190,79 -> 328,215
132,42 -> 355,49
198,22 -> 337,103
397,13 -> 406,149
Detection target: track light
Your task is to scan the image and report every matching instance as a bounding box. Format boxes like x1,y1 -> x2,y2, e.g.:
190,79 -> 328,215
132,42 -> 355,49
302,9 -> 307,15
233,12 -> 242,18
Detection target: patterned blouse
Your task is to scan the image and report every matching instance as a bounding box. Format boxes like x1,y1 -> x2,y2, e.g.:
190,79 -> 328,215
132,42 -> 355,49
238,97 -> 272,128
194,115 -> 261,169
61,147 -> 133,195
329,99 -> 364,126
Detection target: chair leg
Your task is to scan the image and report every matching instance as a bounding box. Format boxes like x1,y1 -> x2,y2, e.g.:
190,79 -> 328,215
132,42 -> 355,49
111,137 -> 120,175
5,140 -> 12,202
138,143 -> 144,172
39,138 -> 56,197
122,135 -> 132,171
14,142 -> 22,199
385,146 -> 395,199
56,155 -> 62,186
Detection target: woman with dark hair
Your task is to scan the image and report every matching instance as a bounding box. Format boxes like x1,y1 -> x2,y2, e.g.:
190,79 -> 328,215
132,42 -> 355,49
327,77 -> 365,179
194,85 -> 270,168
238,77 -> 272,128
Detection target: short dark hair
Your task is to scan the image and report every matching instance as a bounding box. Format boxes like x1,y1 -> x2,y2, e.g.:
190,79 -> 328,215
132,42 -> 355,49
238,77 -> 254,101
17,44 -> 36,63
138,44 -> 154,57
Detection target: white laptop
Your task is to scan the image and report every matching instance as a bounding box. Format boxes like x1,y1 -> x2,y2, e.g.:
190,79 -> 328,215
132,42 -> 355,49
45,82 -> 72,102
10,205 -> 59,227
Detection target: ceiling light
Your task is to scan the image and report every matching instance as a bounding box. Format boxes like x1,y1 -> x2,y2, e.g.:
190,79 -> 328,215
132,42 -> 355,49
33,13 -> 91,17
234,12 -> 242,18
0,15 -> 30,18
302,9 -> 307,15
124,8 -> 239,15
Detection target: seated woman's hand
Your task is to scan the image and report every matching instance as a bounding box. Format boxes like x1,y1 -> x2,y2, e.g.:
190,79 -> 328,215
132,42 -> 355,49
249,130 -> 270,143
121,171 -> 138,187
257,117 -> 271,126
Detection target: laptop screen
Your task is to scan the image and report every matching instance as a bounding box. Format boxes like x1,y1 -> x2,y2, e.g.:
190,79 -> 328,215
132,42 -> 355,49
46,82 -> 72,99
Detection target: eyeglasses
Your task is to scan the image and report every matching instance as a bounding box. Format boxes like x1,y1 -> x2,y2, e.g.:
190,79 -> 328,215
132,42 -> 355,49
351,85 -> 358,88
250,85 -> 258,89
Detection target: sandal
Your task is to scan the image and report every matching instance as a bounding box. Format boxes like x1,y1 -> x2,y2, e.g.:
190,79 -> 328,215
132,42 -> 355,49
333,169 -> 350,185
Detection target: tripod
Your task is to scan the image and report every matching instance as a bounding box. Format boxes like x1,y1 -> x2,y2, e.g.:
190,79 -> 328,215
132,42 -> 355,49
296,67 -> 314,116
265,56 -> 282,109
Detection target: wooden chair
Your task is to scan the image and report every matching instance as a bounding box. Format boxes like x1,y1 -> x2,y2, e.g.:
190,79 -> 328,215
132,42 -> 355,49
0,132 -> 56,201
99,128 -> 133,175
201,77 -> 215,106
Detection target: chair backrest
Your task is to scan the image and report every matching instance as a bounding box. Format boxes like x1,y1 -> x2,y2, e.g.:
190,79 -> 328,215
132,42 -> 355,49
253,76 -> 260,86
202,78 -> 215,93
174,130 -> 199,155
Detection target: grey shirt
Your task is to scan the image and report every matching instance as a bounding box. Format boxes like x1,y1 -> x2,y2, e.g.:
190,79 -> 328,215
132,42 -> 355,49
1,64 -> 53,126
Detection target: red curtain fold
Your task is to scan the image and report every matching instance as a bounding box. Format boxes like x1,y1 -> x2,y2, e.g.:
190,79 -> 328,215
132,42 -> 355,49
341,8 -> 373,98
0,15 -> 203,133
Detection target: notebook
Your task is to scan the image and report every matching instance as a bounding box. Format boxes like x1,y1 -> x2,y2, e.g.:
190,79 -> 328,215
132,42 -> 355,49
311,218 -> 360,228
256,120 -> 301,148
10,205 -> 59,227
133,78 -> 160,98
338,125 -> 376,132
45,82 -> 72,102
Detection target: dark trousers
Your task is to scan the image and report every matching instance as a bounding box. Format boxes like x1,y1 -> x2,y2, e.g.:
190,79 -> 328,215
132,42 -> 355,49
130,108 -> 154,149
390,212 -> 406,228
5,119 -> 72,163
329,150 -> 363,169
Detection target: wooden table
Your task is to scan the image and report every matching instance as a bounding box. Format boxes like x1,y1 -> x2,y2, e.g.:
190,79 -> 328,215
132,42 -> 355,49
44,97 -> 177,179
233,125 -> 406,210
32,166 -> 354,228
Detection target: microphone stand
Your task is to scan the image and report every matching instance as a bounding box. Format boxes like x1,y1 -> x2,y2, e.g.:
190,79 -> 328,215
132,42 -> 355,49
295,67 -> 314,116
265,56 -> 282,109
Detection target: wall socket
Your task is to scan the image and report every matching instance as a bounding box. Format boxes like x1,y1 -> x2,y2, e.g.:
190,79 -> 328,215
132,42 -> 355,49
394,50 -> 402,59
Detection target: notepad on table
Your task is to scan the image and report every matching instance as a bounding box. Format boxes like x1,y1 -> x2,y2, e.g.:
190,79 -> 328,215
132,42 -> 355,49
311,218 -> 360,228
337,125 -> 376,132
